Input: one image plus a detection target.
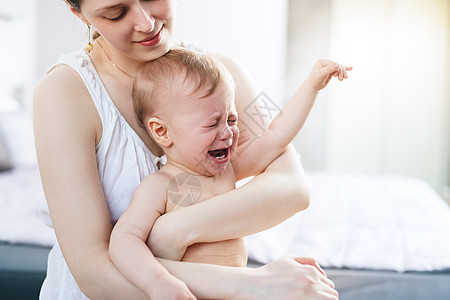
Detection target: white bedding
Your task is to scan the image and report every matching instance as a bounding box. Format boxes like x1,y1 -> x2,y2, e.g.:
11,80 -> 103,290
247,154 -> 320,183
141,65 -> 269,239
1,165 -> 449,272
0,109 -> 56,247
245,172 -> 450,272
0,165 -> 56,246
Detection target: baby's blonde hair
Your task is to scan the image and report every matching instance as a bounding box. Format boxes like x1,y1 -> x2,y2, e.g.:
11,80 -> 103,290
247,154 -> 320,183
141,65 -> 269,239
133,48 -> 234,129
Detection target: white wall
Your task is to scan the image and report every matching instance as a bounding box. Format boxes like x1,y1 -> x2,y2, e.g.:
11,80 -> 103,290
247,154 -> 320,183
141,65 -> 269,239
0,0 -> 35,110
289,0 -> 450,189
33,0 -> 288,105
29,0 -> 450,189
176,0 -> 288,104
34,0 -> 86,81
288,0 -> 331,171
327,0 -> 449,189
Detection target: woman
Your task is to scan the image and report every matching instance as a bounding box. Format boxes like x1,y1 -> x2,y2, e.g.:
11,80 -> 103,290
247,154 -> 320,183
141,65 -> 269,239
34,0 -> 339,299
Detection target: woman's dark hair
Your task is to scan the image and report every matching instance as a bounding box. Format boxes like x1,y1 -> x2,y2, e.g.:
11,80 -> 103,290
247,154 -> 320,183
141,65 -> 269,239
66,0 -> 101,39
66,0 -> 81,12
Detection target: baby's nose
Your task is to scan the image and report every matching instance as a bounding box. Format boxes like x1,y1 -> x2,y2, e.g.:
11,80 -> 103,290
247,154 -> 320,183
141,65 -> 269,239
218,126 -> 233,140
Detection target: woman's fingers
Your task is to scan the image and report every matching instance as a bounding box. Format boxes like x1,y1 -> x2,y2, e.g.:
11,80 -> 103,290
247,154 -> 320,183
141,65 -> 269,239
308,267 -> 339,300
258,256 -> 340,299
292,256 -> 327,277
318,289 -> 340,300
321,274 -> 336,289
291,256 -> 337,293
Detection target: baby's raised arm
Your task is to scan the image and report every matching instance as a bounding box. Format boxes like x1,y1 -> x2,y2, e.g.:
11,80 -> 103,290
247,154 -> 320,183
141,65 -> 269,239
233,60 -> 351,180
109,174 -> 195,299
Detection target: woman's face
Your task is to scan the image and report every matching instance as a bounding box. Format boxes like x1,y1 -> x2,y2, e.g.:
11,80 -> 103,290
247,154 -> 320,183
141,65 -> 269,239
77,0 -> 176,62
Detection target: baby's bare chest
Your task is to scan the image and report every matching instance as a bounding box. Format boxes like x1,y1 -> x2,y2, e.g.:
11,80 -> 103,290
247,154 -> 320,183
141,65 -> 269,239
164,171 -> 235,213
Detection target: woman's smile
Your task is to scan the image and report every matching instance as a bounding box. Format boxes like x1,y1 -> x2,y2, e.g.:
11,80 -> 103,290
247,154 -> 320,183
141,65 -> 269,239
134,25 -> 164,46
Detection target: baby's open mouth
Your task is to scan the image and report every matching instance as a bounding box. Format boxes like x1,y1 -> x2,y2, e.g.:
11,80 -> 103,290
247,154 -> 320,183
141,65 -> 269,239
208,148 -> 229,160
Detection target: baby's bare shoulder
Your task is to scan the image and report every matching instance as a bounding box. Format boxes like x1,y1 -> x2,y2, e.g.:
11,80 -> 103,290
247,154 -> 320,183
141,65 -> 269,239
138,171 -> 171,193
127,172 -> 172,217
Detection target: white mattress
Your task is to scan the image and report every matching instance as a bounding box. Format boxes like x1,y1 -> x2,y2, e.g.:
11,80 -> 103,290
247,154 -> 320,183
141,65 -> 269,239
245,172 -> 450,272
1,166 -> 449,272
0,165 -> 56,246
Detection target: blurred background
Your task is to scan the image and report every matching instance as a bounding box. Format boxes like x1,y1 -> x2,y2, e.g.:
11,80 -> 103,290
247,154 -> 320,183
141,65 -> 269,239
0,0 -> 449,197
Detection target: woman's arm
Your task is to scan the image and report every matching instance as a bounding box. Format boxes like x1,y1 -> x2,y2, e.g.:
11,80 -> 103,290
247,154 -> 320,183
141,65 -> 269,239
158,255 -> 338,300
149,145 -> 308,258
148,51 -> 311,258
34,66 -> 151,299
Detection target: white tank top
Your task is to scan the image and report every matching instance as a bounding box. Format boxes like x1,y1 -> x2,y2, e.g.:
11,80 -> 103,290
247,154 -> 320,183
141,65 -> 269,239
39,43 -> 205,299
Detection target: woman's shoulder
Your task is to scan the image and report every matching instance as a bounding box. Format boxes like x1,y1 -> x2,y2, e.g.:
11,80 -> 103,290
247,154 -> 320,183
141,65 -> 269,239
181,41 -> 244,75
34,63 -> 91,109
36,59 -> 84,91
206,50 -> 240,72
206,50 -> 258,90
35,49 -> 93,99
34,58 -> 101,137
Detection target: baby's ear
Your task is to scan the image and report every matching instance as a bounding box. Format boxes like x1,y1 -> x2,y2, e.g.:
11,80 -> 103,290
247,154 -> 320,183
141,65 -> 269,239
147,117 -> 173,148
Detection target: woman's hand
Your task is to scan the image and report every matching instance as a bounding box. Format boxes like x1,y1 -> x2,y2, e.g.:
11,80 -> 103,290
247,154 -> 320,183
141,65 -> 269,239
245,256 -> 339,300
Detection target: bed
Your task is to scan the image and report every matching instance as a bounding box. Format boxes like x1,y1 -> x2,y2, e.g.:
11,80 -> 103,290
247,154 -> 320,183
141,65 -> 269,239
1,110 -> 450,299
244,172 -> 450,300
0,109 -> 55,299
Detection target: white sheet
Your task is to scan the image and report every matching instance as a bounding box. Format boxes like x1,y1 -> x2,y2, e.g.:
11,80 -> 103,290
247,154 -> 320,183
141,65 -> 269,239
245,172 -> 450,272
0,110 -> 37,168
0,165 -> 56,246
2,166 -> 450,272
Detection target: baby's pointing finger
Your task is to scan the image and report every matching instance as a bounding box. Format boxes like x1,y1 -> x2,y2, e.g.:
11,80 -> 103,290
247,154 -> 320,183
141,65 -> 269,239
338,64 -> 345,80
341,64 -> 348,79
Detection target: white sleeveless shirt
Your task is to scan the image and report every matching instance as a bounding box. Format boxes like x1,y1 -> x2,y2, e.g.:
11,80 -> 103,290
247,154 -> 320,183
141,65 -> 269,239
39,43 -> 204,299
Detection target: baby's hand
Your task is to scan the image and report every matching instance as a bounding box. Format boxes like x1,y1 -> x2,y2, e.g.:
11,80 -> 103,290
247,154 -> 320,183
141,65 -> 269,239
306,59 -> 352,91
147,273 -> 197,300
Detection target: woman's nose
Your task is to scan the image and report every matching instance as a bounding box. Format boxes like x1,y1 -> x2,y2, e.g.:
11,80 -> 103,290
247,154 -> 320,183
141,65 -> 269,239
134,6 -> 155,33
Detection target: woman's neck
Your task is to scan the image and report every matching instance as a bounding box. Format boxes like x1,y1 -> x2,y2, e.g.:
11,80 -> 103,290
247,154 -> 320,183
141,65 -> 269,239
95,38 -> 140,79
93,37 -> 184,80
